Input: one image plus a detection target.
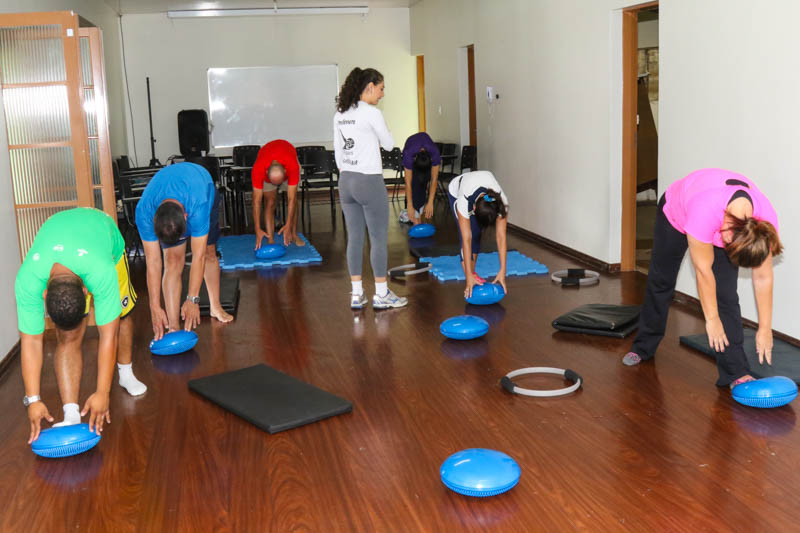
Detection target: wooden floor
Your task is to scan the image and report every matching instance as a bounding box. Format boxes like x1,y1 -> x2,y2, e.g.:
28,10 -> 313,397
1,199 -> 798,532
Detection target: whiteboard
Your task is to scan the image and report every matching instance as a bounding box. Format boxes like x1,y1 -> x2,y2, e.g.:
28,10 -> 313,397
207,65 -> 339,148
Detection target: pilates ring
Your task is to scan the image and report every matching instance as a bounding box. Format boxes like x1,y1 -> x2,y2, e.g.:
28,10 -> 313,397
388,262 -> 432,280
551,269 -> 600,287
501,367 -> 583,397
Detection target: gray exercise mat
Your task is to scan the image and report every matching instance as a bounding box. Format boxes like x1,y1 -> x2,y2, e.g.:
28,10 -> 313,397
188,364 -> 353,433
680,329 -> 800,383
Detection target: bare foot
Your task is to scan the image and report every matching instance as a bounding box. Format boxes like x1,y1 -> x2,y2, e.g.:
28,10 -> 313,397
210,307 -> 234,323
267,235 -> 274,244
294,236 -> 306,247
730,375 -> 756,389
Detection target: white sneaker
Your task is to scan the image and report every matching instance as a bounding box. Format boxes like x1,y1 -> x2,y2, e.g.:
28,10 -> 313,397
398,209 -> 409,223
351,292 -> 368,309
373,289 -> 408,309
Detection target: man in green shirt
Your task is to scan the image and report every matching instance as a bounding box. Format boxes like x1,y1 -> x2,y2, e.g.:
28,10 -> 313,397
15,208 -> 146,443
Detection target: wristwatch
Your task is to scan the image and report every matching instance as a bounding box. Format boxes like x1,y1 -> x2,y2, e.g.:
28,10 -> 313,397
23,395 -> 41,407
186,295 -> 200,304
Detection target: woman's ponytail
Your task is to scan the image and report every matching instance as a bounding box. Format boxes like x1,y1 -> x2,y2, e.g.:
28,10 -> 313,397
336,67 -> 384,113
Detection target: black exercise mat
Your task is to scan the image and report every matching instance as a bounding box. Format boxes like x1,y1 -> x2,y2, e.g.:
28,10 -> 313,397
188,364 -> 353,434
181,268 -> 240,316
680,329 -> 800,383
552,303 -> 640,338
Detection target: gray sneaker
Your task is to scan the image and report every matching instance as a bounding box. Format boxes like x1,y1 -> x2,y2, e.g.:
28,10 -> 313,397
373,289 -> 408,309
351,292 -> 368,309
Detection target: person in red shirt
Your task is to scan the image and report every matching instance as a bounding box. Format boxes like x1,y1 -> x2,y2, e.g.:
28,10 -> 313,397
251,139 -> 304,248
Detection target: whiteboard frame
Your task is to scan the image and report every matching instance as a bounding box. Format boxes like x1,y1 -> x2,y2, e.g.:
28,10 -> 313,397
206,64 -> 339,149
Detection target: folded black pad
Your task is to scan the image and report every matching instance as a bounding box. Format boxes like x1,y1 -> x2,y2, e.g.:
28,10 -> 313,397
680,329 -> 800,383
181,269 -> 239,316
188,364 -> 353,433
552,303 -> 641,338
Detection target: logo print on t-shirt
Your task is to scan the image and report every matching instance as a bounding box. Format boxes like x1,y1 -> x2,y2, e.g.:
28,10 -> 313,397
340,130 -> 354,150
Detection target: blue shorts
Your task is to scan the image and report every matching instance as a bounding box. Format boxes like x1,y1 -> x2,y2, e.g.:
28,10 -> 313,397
448,190 -> 481,257
162,188 -> 221,249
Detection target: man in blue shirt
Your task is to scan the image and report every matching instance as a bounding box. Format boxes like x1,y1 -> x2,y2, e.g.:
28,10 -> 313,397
401,132 -> 441,225
136,163 -> 233,339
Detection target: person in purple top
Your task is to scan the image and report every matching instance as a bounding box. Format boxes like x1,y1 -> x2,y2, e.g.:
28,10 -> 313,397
401,132 -> 441,224
622,168 -> 783,389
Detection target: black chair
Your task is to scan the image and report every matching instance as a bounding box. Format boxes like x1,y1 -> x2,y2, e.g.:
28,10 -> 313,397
232,145 -> 259,167
300,149 -> 337,231
438,145 -> 476,201
186,155 -> 221,184
380,147 -> 404,204
113,161 -> 147,259
116,155 -> 131,172
440,143 -> 457,174
296,145 -> 326,165
225,145 -> 260,234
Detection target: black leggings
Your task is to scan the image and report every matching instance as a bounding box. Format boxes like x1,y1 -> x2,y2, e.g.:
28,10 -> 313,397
631,195 -> 749,386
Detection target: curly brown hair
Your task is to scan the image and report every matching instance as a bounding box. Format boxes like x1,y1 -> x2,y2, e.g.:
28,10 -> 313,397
336,67 -> 384,113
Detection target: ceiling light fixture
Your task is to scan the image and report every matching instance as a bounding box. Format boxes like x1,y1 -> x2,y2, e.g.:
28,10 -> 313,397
167,6 -> 369,18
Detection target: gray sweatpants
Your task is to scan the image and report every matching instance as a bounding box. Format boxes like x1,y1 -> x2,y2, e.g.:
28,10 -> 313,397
339,171 -> 389,278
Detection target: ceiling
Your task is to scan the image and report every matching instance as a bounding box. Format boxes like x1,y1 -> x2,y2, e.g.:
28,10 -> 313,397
104,0 -> 419,15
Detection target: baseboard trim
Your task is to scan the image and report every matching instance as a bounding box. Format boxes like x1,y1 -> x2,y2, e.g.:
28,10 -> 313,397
673,290 -> 800,348
507,223 -> 620,273
0,340 -> 20,379
507,223 -> 800,346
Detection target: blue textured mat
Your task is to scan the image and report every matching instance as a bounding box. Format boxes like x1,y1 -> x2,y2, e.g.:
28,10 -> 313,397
419,251 -> 547,281
217,234 -> 322,271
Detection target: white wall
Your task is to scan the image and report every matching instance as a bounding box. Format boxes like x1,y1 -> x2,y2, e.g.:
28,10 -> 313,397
411,0 -> 641,265
120,8 -> 417,164
411,0 -> 800,338
0,0 -> 127,360
660,1 -> 800,338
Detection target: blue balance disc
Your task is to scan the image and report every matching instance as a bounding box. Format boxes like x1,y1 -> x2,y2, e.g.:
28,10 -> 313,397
255,243 -> 286,259
31,424 -> 101,458
150,330 -> 199,356
408,223 -> 435,239
440,315 -> 490,340
440,448 -> 520,497
732,376 -> 798,408
465,284 -> 505,305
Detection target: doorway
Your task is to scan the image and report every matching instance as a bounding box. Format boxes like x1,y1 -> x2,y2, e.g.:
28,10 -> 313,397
458,44 -> 477,150
416,55 -> 426,131
621,1 -> 659,271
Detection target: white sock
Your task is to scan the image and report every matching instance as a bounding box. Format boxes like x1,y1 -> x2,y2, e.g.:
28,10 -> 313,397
118,363 -> 147,396
53,403 -> 81,427
375,281 -> 388,297
351,280 -> 363,296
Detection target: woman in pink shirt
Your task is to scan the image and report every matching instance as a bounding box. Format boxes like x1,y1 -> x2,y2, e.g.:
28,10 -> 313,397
622,168 -> 783,388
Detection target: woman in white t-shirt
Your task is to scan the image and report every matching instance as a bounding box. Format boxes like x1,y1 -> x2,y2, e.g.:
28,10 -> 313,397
334,67 -> 408,310
448,170 -> 510,298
